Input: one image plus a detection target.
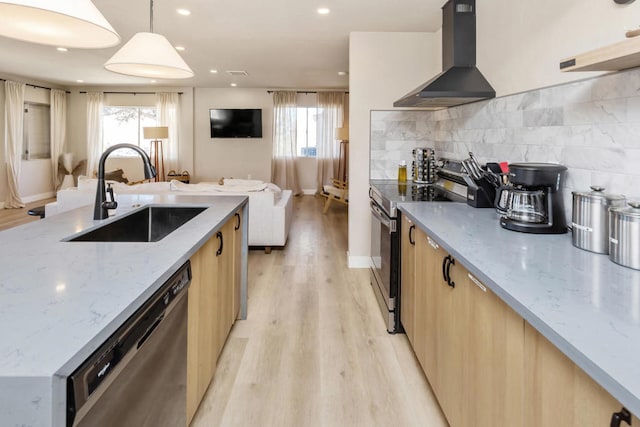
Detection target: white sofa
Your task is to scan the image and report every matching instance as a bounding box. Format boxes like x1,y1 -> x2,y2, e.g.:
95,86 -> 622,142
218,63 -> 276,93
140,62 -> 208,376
45,178 -> 293,249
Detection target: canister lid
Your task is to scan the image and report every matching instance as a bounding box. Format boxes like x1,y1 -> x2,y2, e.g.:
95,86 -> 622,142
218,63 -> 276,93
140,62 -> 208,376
572,186 -> 626,205
610,201 -> 640,218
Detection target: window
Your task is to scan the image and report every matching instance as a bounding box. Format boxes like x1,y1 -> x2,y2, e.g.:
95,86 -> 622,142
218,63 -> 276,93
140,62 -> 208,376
296,107 -> 322,157
102,106 -> 157,156
23,102 -> 50,160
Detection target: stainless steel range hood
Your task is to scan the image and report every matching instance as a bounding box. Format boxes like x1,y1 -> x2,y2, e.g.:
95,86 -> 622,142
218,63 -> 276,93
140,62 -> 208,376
394,0 -> 495,109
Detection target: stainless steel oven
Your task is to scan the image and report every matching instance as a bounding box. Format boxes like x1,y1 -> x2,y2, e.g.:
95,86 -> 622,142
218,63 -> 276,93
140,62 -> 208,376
370,194 -> 399,333
369,161 -> 468,334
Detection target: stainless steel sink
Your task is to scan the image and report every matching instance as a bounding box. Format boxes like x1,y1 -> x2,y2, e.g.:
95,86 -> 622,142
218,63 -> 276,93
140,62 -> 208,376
67,206 -> 207,242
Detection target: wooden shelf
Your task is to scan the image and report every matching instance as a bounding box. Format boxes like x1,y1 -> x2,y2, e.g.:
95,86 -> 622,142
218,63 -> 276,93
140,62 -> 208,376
560,36 -> 640,72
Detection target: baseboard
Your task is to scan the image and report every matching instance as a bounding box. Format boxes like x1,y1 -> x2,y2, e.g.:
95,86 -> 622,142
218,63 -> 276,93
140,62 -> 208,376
347,253 -> 371,269
22,192 -> 55,204
302,189 -> 317,195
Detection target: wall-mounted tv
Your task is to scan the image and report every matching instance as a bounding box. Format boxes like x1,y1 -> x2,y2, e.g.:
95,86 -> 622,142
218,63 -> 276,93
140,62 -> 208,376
209,108 -> 262,138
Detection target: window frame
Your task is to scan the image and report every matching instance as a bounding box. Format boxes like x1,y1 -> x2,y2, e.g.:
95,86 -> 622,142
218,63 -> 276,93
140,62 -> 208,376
22,101 -> 51,161
296,106 -> 319,158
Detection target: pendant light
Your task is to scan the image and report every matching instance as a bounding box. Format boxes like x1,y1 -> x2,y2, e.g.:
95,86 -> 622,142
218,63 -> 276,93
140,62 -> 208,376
0,0 -> 120,48
104,0 -> 193,79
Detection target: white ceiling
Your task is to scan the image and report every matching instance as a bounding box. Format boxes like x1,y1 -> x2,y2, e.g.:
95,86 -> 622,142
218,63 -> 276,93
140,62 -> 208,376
0,0 -> 445,89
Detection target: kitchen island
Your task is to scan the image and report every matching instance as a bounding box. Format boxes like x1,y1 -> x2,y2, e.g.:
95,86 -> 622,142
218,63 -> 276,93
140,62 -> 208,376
399,201 -> 640,422
0,194 -> 248,427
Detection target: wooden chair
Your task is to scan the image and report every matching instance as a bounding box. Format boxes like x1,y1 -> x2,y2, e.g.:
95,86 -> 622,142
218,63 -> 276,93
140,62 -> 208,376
322,179 -> 348,213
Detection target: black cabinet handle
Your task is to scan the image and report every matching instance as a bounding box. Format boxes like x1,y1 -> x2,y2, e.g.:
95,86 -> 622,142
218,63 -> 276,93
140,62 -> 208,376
442,255 -> 449,283
409,225 -> 415,245
611,407 -> 632,427
234,212 -> 241,230
446,256 -> 455,288
216,231 -> 224,256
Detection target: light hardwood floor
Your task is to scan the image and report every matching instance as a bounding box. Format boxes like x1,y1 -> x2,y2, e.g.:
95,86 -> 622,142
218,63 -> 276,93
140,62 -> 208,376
191,195 -> 448,427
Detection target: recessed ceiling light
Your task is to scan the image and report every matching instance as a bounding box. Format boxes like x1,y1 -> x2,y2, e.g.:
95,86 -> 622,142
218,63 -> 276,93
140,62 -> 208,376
175,46 -> 185,51
209,69 -> 218,74
317,7 -> 330,14
338,71 -> 348,76
57,47 -> 68,52
176,8 -> 191,16
230,83 -> 237,87
150,80 -> 157,83
76,79 -> 84,83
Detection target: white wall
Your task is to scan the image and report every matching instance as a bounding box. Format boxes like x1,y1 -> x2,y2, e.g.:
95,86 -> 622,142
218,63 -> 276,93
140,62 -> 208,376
348,32 -> 441,267
192,88 -> 324,191
193,88 -> 273,182
477,0 -> 639,97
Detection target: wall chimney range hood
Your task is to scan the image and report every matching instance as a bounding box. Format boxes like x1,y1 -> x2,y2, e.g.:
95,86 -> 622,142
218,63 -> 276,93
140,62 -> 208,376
394,0 -> 495,109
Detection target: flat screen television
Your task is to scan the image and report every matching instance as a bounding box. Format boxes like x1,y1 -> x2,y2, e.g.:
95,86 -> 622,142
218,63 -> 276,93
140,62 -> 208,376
209,108 -> 262,138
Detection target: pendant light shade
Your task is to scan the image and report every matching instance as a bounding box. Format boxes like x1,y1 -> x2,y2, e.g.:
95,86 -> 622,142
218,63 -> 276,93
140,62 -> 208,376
104,0 -> 193,80
104,32 -> 194,79
0,0 -> 120,48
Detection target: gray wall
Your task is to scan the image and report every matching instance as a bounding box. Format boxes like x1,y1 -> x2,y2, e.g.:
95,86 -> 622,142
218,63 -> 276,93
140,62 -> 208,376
371,67 -> 640,218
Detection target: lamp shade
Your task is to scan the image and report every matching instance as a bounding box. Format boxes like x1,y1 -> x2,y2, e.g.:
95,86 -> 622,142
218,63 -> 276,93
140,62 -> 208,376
336,127 -> 349,141
0,0 -> 120,48
143,126 -> 169,139
104,32 -> 194,79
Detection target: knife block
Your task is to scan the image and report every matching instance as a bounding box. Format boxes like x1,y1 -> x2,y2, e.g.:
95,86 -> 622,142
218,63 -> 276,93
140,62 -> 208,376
467,179 -> 496,208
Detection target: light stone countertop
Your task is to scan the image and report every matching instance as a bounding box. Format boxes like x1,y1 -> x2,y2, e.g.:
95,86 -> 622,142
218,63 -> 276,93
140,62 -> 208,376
0,193 -> 247,427
399,201 -> 640,417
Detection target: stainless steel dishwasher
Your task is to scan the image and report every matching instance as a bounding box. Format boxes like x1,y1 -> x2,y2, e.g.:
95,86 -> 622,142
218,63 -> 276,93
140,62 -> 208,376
66,261 -> 191,427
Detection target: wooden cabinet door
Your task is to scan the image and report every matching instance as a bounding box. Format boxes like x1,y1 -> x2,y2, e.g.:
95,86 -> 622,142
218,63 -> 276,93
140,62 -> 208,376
524,322 -> 638,427
433,250 -> 468,427
419,245 -> 525,427
214,219 -> 234,361
413,230 -> 442,386
231,210 -> 242,323
400,215 -> 416,345
187,236 -> 219,424
186,215 -> 242,424
460,270 -> 524,427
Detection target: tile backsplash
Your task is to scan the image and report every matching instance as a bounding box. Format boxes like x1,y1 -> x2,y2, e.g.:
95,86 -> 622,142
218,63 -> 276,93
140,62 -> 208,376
370,67 -> 640,217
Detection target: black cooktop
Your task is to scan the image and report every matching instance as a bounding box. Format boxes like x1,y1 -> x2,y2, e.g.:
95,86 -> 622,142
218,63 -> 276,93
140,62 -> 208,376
370,180 -> 465,205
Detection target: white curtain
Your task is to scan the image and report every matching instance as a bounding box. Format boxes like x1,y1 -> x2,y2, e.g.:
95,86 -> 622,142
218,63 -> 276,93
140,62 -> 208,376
86,92 -> 103,177
3,81 -> 25,208
156,92 -> 180,175
316,92 -> 345,191
271,91 -> 301,195
50,89 -> 66,189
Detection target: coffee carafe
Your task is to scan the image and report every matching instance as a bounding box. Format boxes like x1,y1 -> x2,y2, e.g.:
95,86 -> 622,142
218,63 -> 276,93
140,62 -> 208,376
494,163 -> 568,234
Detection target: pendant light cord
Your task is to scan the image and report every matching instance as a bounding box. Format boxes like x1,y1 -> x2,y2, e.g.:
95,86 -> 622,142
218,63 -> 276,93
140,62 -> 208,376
150,0 -> 154,33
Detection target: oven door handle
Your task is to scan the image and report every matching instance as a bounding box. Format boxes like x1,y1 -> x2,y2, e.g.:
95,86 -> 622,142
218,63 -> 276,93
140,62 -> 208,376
370,202 -> 396,233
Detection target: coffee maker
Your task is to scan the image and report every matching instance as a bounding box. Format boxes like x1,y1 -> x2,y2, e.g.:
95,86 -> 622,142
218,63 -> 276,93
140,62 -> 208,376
495,163 -> 568,234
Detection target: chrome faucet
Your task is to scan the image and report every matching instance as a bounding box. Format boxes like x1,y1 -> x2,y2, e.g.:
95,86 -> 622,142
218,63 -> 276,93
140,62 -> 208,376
93,143 -> 156,220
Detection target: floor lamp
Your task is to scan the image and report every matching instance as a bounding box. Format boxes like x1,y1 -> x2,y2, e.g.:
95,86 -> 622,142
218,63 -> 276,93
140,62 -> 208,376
143,126 -> 168,182
335,127 -> 349,183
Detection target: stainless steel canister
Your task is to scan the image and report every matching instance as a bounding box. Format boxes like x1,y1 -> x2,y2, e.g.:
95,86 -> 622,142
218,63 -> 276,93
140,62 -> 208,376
571,186 -> 626,254
412,147 -> 435,184
609,202 -> 640,270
